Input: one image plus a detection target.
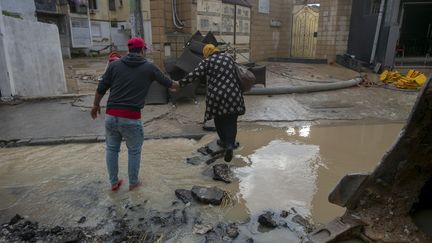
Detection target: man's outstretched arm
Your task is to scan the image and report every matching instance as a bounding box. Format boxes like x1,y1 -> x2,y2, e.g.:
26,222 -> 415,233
91,91 -> 104,119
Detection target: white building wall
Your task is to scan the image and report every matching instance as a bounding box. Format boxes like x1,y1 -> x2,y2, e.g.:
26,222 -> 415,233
1,0 -> 37,21
91,20 -> 111,52
3,16 -> 67,97
111,21 -> 129,51
91,21 -> 129,52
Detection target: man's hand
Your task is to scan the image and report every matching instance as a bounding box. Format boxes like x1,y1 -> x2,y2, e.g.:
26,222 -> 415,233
91,105 -> 101,119
169,81 -> 180,92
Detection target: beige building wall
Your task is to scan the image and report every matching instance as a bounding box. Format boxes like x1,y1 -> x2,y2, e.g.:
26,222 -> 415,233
89,0 -> 130,51
149,0 -> 179,68
90,0 -> 129,21
315,0 -> 352,62
249,0 -> 293,61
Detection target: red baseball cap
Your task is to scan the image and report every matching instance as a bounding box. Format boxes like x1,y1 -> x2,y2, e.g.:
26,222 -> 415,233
127,37 -> 147,50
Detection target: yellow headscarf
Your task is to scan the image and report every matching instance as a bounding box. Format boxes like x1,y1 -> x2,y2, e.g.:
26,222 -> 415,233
203,44 -> 220,58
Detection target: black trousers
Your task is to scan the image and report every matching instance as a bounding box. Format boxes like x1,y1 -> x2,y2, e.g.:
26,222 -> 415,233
214,114 -> 238,149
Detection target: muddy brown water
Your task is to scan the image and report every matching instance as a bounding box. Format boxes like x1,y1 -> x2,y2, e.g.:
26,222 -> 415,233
0,123 -> 404,241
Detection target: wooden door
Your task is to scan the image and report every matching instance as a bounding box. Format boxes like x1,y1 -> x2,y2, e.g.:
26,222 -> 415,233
291,6 -> 319,58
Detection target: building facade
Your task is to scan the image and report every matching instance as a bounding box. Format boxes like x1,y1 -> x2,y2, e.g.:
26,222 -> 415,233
88,0 -> 131,52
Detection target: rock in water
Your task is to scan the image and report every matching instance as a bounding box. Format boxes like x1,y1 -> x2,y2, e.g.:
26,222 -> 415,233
191,186 -> 225,205
9,214 -> 24,225
206,140 -> 225,155
50,226 -> 64,234
193,223 -> 213,235
187,154 -> 213,165
292,214 -> 314,233
175,189 -> 193,204
213,164 -> 232,183
280,210 -> 290,218
20,231 -> 35,241
78,216 -> 86,224
258,211 -> 278,228
226,223 -> 239,239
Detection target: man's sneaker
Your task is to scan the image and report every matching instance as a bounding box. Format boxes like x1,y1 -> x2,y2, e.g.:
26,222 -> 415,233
129,181 -> 142,191
224,148 -> 233,162
111,179 -> 123,191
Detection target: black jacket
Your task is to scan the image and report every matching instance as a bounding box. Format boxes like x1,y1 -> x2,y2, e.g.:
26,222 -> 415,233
97,53 -> 172,111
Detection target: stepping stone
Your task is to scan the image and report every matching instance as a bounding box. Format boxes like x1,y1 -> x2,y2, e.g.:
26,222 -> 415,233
191,186 -> 225,205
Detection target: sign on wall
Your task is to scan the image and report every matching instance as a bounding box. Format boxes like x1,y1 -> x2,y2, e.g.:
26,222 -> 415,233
70,17 -> 92,48
259,0 -> 269,14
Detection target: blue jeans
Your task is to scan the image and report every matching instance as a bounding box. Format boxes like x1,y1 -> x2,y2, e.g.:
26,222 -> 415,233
105,114 -> 144,186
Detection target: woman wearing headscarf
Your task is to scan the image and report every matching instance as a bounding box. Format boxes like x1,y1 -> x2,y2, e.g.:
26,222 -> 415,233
179,44 -> 245,162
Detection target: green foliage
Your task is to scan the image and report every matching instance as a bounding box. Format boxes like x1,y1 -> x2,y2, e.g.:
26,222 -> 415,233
2,10 -> 23,19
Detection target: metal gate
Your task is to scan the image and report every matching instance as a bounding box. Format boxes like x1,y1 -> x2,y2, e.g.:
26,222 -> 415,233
291,6 -> 319,58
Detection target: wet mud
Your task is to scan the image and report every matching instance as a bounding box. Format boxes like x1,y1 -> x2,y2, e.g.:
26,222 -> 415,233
0,123 -> 403,242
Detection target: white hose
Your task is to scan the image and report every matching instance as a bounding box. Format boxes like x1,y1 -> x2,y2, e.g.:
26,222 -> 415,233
244,78 -> 363,95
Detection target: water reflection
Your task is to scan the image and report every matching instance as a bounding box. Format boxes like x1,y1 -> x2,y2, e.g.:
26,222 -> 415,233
235,140 -> 320,217
0,123 -> 404,237
299,125 -> 311,138
286,127 -> 296,136
285,125 -> 311,138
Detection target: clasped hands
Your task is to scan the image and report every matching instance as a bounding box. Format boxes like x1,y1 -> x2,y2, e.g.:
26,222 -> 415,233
169,81 -> 181,92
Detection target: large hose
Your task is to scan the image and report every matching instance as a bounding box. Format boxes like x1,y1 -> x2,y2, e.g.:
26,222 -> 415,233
244,78 -> 362,95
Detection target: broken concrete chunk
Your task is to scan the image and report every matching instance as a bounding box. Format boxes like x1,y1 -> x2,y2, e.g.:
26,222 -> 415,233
175,189 -> 193,204
77,216 -> 86,224
186,154 -> 212,165
206,140 -> 225,155
9,214 -> 24,225
258,211 -> 278,228
213,164 -> 232,183
193,223 -> 213,235
280,210 -> 290,218
308,216 -> 366,242
226,223 -> 239,239
328,173 -> 369,207
50,226 -> 64,234
197,146 -> 209,155
292,215 -> 314,233
191,186 -> 225,205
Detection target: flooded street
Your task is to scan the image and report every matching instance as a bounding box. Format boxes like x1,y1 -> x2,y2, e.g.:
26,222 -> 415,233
0,123 -> 403,241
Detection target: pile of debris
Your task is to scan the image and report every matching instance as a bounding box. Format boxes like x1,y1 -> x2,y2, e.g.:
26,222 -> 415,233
380,69 -> 427,89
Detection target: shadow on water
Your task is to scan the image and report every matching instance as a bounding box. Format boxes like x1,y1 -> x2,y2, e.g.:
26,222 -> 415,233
0,123 -> 404,241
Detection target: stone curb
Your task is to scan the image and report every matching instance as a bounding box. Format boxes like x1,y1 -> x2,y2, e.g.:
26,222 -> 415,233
19,93 -> 93,101
0,94 -> 93,105
0,133 -> 206,148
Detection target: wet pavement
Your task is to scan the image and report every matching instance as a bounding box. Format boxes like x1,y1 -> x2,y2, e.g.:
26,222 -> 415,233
0,61 -> 419,142
0,123 -> 403,241
0,85 -> 417,142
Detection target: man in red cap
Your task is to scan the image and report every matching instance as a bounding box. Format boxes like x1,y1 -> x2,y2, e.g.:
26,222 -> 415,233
91,37 -> 179,191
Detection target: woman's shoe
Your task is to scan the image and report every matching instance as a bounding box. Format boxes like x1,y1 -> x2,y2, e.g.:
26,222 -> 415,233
224,148 -> 233,162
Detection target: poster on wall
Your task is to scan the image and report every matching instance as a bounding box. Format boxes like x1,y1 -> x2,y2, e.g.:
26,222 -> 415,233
259,0 -> 269,14
70,17 -> 92,48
